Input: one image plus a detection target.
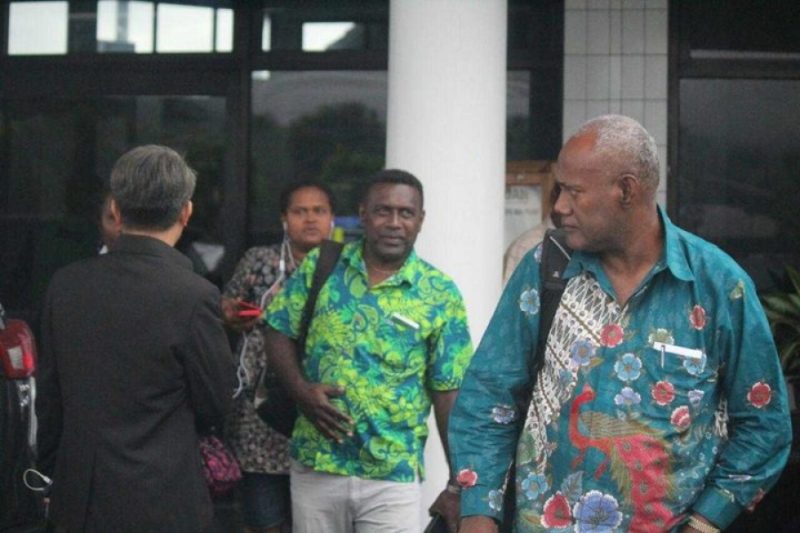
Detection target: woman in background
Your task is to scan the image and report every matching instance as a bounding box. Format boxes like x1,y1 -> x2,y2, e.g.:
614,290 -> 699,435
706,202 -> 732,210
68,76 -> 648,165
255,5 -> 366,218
222,182 -> 335,533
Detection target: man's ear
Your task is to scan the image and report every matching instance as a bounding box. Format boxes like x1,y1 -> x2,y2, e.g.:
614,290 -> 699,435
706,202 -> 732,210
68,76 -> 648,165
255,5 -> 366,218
618,173 -> 638,207
179,201 -> 193,227
109,198 -> 123,225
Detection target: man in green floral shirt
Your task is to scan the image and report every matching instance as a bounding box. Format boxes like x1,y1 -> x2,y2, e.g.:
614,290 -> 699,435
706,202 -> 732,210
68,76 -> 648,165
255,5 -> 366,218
265,169 -> 473,533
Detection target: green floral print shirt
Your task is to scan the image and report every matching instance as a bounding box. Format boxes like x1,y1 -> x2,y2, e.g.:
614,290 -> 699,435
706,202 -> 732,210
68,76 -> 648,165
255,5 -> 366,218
266,239 -> 473,482
449,208 -> 792,531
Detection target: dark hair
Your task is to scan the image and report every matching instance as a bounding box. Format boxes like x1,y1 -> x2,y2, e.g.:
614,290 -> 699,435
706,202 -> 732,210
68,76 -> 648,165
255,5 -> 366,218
279,181 -> 336,215
361,169 -> 424,208
110,145 -> 196,230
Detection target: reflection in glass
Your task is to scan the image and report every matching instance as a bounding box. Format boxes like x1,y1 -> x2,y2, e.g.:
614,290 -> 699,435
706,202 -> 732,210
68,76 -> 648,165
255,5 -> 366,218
260,6 -> 388,52
0,95 -> 229,313
262,13 -> 272,51
8,1 -> 68,55
507,71 -> 532,161
97,1 -> 154,53
7,1 -> 232,55
302,22 -> 359,51
678,79 -> 800,290
249,70 -> 387,243
157,4 -> 230,53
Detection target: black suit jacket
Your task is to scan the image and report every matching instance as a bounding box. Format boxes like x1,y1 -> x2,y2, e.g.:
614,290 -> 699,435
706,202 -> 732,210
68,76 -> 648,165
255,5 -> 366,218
37,234 -> 236,533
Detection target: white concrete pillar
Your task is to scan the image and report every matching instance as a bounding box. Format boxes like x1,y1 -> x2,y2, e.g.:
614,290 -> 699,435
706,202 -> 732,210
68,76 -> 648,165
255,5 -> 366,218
386,0 -> 508,523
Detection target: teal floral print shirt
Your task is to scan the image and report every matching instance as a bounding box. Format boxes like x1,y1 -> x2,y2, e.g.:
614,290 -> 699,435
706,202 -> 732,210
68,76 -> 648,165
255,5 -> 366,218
267,239 -> 473,482
449,208 -> 792,531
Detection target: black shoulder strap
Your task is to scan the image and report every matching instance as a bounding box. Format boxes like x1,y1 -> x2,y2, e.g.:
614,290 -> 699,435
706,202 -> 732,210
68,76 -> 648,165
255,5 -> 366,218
297,240 -> 343,353
502,229 -> 573,532
532,228 -> 572,377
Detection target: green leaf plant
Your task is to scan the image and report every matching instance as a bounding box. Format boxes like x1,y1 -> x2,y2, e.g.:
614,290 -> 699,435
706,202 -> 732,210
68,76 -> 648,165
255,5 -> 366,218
762,266 -> 800,377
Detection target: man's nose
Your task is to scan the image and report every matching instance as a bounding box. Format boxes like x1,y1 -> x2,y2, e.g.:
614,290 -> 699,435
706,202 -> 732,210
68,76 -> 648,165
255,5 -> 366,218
553,189 -> 570,216
388,211 -> 401,227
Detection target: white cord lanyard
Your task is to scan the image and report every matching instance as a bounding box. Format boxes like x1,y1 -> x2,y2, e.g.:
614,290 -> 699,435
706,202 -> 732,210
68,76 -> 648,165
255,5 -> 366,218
232,239 -> 296,399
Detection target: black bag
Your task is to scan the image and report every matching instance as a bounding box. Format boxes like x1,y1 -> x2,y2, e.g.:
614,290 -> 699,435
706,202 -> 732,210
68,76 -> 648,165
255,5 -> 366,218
501,228 -> 571,531
254,240 -> 343,436
423,512 -> 448,533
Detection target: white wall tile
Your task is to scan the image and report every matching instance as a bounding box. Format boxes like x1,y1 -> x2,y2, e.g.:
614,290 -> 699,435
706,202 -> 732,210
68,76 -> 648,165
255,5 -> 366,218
587,10 -> 611,54
622,9 -> 645,54
610,10 -> 622,54
609,100 -> 622,113
647,0 -> 667,9
621,56 -> 644,98
621,0 -> 645,9
621,99 -> 645,124
610,0 -> 622,9
586,100 -> 610,119
563,101 -> 588,140
587,0 -> 611,10
644,101 -> 667,145
564,56 -> 588,100
644,55 -> 667,99
609,56 -> 622,99
645,9 -> 668,54
564,10 -> 587,55
566,0 -> 587,10
586,56 -> 611,99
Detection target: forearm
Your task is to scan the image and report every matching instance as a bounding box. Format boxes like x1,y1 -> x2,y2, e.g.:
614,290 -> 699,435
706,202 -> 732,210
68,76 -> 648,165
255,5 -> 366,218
264,326 -> 307,396
432,389 -> 458,476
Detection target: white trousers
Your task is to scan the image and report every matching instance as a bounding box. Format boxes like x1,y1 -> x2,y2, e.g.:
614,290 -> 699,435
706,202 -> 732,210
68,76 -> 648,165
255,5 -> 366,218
290,460 -> 421,533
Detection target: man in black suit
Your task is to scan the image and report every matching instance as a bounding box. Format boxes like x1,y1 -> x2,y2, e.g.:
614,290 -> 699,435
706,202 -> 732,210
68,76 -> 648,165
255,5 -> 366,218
37,145 -> 236,532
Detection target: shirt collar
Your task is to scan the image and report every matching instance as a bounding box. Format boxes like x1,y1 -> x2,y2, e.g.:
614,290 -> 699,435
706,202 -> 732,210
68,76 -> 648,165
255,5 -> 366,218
111,233 -> 195,271
563,205 -> 694,283
342,239 -> 419,286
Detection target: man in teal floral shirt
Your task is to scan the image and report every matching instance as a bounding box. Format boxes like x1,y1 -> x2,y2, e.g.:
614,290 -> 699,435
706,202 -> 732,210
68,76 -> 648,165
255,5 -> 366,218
265,170 -> 473,533
450,115 -> 792,533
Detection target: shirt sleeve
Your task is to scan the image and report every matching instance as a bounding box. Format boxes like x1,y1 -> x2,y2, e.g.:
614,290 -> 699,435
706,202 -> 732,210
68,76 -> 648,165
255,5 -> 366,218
448,247 -> 543,520
265,247 -> 318,339
426,282 -> 473,391
692,276 -> 792,529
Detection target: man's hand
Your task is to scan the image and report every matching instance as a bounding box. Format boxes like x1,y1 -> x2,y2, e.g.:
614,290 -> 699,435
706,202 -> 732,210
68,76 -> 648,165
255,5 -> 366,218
221,297 -> 260,332
428,489 -> 460,533
292,382 -> 353,442
459,516 -> 499,533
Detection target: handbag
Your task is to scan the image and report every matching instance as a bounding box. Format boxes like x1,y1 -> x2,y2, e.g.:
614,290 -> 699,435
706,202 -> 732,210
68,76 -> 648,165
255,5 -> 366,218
254,240 -> 343,436
198,435 -> 241,497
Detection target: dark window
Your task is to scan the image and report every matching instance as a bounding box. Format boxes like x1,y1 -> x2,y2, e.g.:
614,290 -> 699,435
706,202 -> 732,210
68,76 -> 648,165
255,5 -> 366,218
0,95 -> 230,316
671,0 -> 800,291
249,70 -> 387,243
0,0 -> 564,319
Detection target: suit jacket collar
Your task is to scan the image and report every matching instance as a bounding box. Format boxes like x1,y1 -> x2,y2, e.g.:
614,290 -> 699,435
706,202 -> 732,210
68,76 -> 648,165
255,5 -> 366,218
111,234 -> 194,271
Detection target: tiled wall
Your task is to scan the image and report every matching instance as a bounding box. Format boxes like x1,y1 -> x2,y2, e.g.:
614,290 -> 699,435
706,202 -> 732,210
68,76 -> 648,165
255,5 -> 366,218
563,0 -> 668,206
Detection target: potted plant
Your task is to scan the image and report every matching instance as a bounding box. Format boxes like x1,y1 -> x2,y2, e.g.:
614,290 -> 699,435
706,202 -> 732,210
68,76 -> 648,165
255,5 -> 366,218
761,266 -> 800,411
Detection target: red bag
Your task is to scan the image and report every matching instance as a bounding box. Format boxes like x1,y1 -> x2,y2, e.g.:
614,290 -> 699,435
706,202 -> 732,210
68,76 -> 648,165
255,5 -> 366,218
199,435 -> 241,497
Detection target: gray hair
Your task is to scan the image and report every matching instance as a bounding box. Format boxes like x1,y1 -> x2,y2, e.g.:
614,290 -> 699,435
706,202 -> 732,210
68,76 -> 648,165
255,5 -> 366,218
110,145 -> 197,230
574,114 -> 660,192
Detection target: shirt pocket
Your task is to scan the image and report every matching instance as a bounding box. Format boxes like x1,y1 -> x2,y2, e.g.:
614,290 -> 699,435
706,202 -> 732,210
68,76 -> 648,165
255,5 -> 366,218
375,311 -> 425,372
637,341 -> 717,428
